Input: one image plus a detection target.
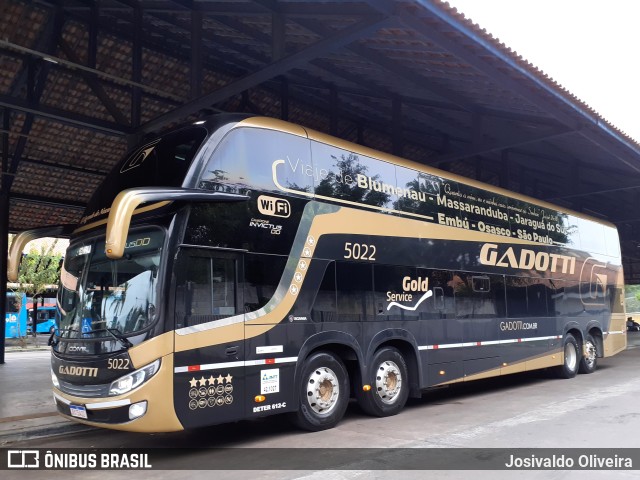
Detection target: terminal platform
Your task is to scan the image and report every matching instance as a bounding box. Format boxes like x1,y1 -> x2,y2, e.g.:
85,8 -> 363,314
0,337 -> 93,445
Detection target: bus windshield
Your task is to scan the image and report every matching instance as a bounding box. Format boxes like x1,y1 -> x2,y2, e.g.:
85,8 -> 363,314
57,228 -> 164,347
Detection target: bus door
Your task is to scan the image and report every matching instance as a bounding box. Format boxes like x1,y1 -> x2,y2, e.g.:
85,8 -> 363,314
421,270 -> 463,386
454,272 -> 505,378
173,249 -> 245,428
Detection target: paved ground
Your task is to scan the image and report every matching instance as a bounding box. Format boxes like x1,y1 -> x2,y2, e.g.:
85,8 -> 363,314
2,333 -> 640,479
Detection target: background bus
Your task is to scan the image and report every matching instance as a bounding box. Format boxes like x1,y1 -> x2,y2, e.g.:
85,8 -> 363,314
27,303 -> 57,334
5,292 -> 27,338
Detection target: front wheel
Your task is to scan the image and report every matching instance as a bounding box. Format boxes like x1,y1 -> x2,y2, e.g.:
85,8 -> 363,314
555,333 -> 579,379
356,347 -> 409,417
579,333 -> 598,374
291,351 -> 350,431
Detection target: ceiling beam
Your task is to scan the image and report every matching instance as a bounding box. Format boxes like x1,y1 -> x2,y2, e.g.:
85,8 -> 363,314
10,193 -> 86,209
428,127 -> 577,166
0,94 -> 129,136
137,13 -> 393,133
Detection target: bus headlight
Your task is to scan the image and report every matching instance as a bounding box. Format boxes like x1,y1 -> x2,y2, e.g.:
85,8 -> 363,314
51,370 -> 60,388
108,359 -> 161,396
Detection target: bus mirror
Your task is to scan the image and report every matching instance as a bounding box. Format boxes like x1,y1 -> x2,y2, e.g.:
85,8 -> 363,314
7,225 -> 72,283
105,187 -> 248,260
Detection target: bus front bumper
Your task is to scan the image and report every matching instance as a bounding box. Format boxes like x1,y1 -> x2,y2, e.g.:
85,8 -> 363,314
52,353 -> 184,433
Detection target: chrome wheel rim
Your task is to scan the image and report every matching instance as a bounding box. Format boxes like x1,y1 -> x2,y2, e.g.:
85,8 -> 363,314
584,340 -> 597,368
375,360 -> 402,405
306,367 -> 340,415
565,342 -> 577,372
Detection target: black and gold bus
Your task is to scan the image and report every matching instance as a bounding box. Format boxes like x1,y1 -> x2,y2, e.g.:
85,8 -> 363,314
8,115 -> 627,432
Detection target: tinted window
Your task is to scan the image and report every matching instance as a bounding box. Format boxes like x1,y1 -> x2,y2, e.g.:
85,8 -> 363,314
200,128 -> 313,196
374,266 -> 453,320
336,262 -> 373,322
505,276 -> 528,317
5,295 -> 20,313
310,261 -> 337,323
86,127 -> 207,214
311,142 -> 396,209
452,272 -> 505,319
244,254 -> 287,312
393,167 -> 441,219
178,256 -> 238,327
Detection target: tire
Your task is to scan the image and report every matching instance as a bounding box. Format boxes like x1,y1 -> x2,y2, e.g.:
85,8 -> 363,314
356,347 -> 409,417
555,333 -> 579,379
291,351 -> 350,432
578,333 -> 598,374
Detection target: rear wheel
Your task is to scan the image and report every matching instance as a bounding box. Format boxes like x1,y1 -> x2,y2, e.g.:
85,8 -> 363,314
356,347 -> 409,417
556,333 -> 579,379
291,351 -> 350,431
579,333 -> 598,374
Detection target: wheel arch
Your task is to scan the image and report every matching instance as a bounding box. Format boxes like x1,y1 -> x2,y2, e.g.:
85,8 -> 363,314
364,329 -> 423,398
293,331 -> 363,407
586,324 -> 604,358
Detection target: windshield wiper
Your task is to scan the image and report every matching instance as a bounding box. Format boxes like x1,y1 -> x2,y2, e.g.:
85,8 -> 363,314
90,328 -> 134,349
106,328 -> 134,349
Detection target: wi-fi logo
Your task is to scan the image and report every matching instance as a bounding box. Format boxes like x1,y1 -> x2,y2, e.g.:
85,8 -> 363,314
257,195 -> 291,218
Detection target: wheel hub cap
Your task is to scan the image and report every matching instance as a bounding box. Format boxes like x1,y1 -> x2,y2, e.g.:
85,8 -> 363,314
375,360 -> 402,405
306,367 -> 339,415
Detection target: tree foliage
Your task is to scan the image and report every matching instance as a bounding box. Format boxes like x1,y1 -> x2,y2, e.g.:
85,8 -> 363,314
10,235 -> 62,296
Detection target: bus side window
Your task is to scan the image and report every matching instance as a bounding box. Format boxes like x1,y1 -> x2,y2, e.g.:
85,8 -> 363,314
177,255 -> 239,327
243,253 -> 287,313
310,261 -> 337,323
506,276 -> 550,318
336,262 -> 373,322
453,272 -> 505,319
433,287 -> 445,310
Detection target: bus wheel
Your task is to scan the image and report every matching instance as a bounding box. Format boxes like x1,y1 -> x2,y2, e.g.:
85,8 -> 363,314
292,351 -> 350,431
556,333 -> 579,379
357,347 -> 409,417
578,333 -> 598,374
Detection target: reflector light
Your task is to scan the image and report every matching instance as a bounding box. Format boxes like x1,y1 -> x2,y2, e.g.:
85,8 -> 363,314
255,395 -> 266,403
362,385 -> 372,392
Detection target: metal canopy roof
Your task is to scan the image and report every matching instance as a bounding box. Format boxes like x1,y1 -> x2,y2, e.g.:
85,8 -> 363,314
2,0 -> 640,282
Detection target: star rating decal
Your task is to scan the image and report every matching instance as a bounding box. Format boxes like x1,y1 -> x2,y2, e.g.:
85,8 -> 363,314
188,373 -> 235,387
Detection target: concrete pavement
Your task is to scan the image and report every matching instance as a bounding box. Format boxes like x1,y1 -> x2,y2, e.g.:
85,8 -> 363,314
0,346 -> 93,445
2,332 -> 639,446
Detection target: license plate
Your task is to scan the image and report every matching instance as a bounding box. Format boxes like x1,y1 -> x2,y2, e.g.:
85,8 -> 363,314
69,405 -> 88,419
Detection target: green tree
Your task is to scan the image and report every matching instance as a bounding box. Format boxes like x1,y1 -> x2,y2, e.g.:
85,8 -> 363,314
11,236 -> 62,297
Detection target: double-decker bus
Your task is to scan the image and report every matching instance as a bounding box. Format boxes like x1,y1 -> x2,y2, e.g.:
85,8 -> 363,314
5,292 -> 27,338
8,115 -> 626,432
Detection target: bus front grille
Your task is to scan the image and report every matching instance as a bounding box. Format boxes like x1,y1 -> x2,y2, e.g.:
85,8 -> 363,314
58,380 -> 110,398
